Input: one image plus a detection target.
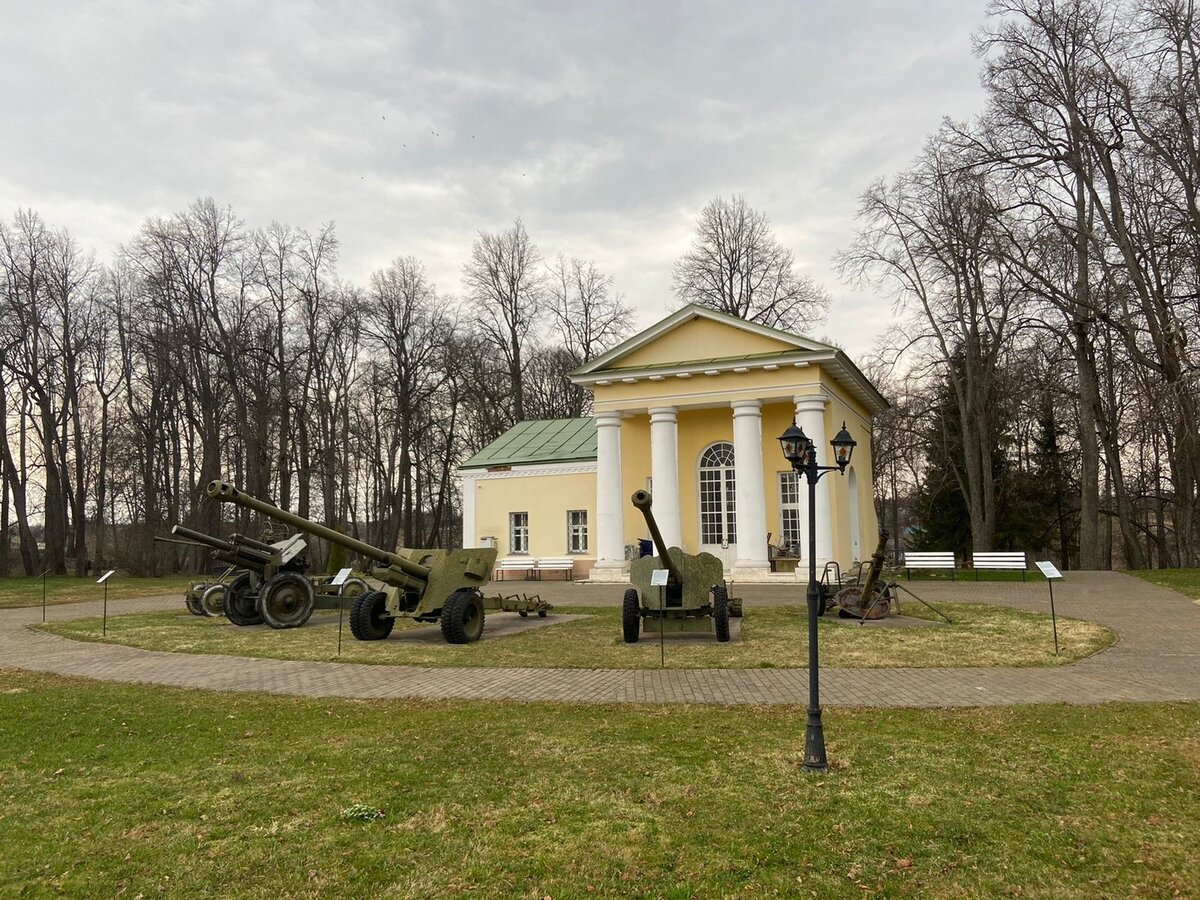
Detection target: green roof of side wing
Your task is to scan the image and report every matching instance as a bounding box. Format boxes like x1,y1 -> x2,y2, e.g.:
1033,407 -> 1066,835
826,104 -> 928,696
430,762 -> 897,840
460,418 -> 598,470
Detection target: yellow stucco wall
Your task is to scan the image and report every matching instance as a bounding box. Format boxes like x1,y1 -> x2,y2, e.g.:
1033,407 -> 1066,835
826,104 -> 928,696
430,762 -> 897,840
471,470 -> 596,576
614,315 -> 794,369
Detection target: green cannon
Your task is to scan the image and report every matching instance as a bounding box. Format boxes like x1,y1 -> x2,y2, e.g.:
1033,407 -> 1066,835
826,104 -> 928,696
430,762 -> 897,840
169,523 -> 366,629
206,479 -> 542,644
622,489 -> 733,643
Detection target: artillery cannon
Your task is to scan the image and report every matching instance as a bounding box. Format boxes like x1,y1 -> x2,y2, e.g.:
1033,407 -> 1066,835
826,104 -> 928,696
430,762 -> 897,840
206,479 -> 543,644
159,524 -> 370,626
622,489 -> 732,643
834,530 -> 892,619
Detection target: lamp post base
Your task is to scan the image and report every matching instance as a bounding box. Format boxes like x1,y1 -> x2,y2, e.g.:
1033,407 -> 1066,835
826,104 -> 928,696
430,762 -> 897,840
802,708 -> 827,772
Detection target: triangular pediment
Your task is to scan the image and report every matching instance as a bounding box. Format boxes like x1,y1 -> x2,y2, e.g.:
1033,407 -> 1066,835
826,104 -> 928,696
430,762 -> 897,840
571,305 -> 834,377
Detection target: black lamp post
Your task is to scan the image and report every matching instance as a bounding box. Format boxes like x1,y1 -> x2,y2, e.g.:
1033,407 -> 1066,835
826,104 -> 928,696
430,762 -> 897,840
778,419 -> 857,772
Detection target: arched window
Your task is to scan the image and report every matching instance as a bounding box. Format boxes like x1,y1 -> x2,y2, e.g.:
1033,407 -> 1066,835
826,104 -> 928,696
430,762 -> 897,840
698,442 -> 737,546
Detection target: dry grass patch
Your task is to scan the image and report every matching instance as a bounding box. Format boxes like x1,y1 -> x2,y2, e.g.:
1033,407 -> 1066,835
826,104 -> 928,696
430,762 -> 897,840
42,600 -> 1113,669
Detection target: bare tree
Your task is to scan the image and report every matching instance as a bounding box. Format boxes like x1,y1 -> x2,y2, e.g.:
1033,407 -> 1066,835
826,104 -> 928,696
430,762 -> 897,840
462,219 -> 543,423
673,194 -> 829,332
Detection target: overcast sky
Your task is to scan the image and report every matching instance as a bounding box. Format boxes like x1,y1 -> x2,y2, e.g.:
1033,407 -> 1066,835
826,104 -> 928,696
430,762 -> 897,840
0,0 -> 991,357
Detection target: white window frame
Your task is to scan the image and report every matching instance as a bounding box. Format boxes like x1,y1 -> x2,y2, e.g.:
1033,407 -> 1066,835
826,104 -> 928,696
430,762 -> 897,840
567,510 -> 588,554
509,512 -> 529,555
778,471 -> 802,557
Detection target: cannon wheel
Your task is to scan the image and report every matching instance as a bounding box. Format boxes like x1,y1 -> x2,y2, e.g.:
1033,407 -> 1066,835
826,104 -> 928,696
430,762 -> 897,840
622,589 -> 641,644
834,585 -> 891,620
339,577 -> 369,601
350,590 -> 394,641
224,573 -> 263,626
185,594 -> 204,616
258,571 -> 316,629
199,583 -> 226,617
712,584 -> 731,642
441,590 -> 485,644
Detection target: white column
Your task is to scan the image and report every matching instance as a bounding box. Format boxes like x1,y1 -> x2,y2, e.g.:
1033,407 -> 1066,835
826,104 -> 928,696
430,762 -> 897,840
461,472 -> 477,548
731,400 -> 770,576
592,411 -> 627,578
795,395 -> 834,568
649,406 -> 682,549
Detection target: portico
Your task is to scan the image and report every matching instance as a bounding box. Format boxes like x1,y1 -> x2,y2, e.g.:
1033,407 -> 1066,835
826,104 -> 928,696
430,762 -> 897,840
459,305 -> 886,583
569,305 -> 888,583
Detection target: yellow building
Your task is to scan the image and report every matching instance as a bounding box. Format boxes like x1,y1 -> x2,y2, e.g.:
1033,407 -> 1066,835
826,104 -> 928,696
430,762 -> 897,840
459,305 -> 888,582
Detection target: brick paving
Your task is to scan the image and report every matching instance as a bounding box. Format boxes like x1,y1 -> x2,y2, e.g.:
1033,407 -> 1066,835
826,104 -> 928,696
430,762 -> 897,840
1,572 -> 1197,707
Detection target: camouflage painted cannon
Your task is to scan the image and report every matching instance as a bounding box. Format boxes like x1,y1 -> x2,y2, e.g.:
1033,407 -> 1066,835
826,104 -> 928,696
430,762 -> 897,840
622,489 -> 732,643
206,479 -> 545,643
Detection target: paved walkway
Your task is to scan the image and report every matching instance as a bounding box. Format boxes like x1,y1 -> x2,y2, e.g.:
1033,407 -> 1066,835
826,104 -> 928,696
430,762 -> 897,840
1,572 -> 1198,707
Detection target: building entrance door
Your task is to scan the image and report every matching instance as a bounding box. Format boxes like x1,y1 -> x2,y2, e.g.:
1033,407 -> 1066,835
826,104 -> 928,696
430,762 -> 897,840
698,442 -> 737,569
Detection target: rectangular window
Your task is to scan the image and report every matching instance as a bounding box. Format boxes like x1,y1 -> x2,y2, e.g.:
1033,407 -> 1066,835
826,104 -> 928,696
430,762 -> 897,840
778,472 -> 802,556
567,510 -> 588,553
509,512 -> 529,554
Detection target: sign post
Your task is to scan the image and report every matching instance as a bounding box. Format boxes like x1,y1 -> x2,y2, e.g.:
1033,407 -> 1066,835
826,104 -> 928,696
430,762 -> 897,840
97,570 -> 116,635
330,567 -> 353,656
39,569 -> 51,623
651,568 -> 669,669
1034,561 -> 1064,655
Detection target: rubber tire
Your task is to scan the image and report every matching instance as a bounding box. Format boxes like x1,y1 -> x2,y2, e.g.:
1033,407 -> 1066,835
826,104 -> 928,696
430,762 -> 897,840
712,584 -> 731,643
185,595 -> 204,616
622,589 -> 641,644
518,610 -> 528,618
199,584 -> 226,617
349,590 -> 394,641
224,573 -> 263,626
537,609 -> 547,618
440,590 -> 485,644
258,571 -> 316,629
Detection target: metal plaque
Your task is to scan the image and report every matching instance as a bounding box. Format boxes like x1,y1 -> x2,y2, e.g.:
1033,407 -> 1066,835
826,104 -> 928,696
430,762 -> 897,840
650,568 -> 670,586
330,567 -> 353,587
96,569 -> 116,584
1035,561 -> 1063,580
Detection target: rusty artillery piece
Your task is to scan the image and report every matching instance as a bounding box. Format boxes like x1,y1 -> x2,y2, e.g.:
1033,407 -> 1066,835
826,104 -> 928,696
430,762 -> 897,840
834,530 -> 893,619
833,531 -> 953,624
206,479 -> 548,643
622,489 -> 736,643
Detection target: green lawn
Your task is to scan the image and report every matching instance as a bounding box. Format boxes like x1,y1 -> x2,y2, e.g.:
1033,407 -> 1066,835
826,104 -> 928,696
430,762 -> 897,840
42,601 -> 1112,669
0,668 -> 1195,898
0,574 -> 197,609
1129,568 -> 1200,602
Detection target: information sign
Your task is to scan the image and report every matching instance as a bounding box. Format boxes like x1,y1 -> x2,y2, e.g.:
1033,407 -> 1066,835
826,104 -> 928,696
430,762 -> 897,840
1035,561 -> 1063,580
96,569 -> 115,584
650,569 -> 669,586
330,567 -> 353,587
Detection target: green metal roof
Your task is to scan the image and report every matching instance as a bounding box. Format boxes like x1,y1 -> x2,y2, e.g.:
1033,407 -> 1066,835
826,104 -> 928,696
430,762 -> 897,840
461,418 -> 597,469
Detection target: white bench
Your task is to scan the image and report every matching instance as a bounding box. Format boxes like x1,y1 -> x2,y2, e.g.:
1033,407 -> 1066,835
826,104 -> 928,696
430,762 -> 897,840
972,551 -> 1028,581
903,551 -> 957,580
534,557 -> 575,581
495,557 -> 536,581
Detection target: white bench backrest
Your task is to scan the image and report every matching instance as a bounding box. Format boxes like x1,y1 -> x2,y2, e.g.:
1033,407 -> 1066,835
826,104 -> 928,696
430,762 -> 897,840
536,557 -> 574,569
904,552 -> 955,568
973,552 -> 1027,569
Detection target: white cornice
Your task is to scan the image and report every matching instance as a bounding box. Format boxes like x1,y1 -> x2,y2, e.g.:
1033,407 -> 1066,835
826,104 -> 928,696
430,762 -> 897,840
458,460 -> 597,481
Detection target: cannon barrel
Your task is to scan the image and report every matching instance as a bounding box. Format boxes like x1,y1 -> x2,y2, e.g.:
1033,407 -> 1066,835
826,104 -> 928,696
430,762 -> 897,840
172,524 -> 275,570
205,479 -> 431,581
858,529 -> 891,601
630,489 -> 682,586
172,524 -> 235,555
